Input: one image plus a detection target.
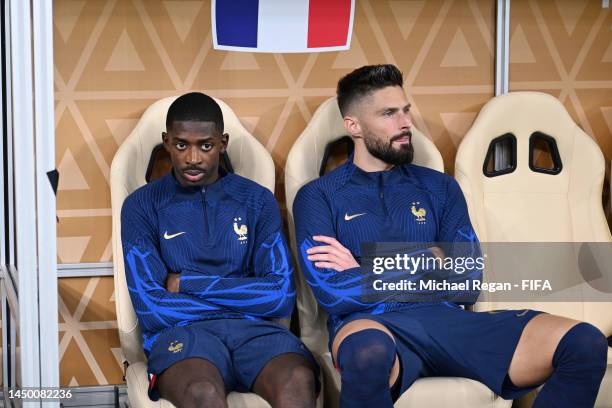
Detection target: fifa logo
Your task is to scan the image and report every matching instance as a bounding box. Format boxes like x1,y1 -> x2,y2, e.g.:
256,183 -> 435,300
233,217 -> 248,243
411,202 -> 427,224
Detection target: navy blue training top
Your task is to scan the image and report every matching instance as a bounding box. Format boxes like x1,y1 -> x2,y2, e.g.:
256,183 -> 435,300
121,170 -> 295,352
293,156 -> 481,333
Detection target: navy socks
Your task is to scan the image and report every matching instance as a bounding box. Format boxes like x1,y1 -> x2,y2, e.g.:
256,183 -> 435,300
337,329 -> 397,408
533,322 -> 608,408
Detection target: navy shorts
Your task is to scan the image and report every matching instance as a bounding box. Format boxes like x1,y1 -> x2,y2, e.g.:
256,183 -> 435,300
147,318 -> 318,400
332,303 -> 543,400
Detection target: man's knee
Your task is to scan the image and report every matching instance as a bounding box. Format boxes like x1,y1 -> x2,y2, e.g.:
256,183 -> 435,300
338,329 -> 396,375
336,329 -> 398,407
184,380 -> 226,407
262,360 -> 316,407
531,323 -> 608,407
282,363 -> 316,392
556,323 -> 608,371
268,358 -> 316,394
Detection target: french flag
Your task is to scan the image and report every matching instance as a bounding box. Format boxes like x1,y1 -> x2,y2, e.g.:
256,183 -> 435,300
212,0 -> 355,53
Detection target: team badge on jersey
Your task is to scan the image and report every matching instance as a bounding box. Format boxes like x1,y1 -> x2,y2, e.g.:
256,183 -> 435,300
233,217 -> 248,243
168,341 -> 183,353
411,202 -> 427,224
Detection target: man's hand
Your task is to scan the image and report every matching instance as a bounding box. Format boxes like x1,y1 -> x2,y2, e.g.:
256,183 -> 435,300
166,272 -> 180,293
428,246 -> 445,259
306,235 -> 359,272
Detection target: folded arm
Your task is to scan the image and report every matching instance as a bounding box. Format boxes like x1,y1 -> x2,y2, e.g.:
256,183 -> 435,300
293,185 -> 396,316
121,196 -> 228,335
179,190 -> 295,318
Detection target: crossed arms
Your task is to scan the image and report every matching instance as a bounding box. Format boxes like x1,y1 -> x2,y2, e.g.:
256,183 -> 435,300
121,190 -> 295,335
292,179 -> 482,316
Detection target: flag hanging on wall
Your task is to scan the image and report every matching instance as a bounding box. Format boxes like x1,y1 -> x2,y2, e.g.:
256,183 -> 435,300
212,0 -> 355,53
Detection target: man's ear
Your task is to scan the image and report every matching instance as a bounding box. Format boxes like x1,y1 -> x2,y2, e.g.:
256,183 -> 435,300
343,115 -> 362,139
162,131 -> 170,152
219,133 -> 229,153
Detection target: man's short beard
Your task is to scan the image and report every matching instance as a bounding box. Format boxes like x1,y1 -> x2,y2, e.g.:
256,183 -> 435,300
363,129 -> 414,166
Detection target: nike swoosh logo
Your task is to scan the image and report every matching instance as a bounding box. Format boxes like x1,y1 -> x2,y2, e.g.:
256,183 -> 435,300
516,309 -> 529,317
164,231 -> 186,240
344,212 -> 366,221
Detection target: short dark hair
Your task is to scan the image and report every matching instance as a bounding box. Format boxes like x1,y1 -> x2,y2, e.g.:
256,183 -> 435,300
166,92 -> 224,133
336,64 -> 404,116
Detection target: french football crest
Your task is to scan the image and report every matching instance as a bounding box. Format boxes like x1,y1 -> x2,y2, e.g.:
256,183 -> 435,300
233,217 -> 248,243
411,202 -> 427,224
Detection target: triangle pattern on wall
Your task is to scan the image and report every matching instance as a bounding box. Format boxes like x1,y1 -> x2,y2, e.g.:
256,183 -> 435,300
163,0 -> 203,42
105,30 -> 145,72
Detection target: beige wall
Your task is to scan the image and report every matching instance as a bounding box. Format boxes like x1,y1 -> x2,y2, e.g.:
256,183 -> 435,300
59,277 -> 122,386
508,0 -> 612,222
55,0 -> 495,267
52,0 -> 612,386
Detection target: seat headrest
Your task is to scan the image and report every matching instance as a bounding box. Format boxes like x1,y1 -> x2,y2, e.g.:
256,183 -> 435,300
456,91 -> 605,192
454,91 -> 610,243
145,144 -> 234,183
112,95 -> 275,193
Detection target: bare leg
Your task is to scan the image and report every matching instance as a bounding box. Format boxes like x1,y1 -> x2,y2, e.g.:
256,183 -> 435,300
508,314 -> 607,408
508,314 -> 580,386
157,357 -> 227,408
252,353 -> 317,408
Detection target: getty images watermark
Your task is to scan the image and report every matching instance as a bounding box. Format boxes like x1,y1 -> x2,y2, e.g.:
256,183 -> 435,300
359,242 -> 612,303
370,252 -> 550,293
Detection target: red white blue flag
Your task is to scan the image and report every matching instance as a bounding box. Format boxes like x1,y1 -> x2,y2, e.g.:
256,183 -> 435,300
212,0 -> 355,53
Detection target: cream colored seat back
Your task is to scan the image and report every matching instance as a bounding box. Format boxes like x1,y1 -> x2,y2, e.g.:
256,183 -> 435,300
456,92 -> 612,408
457,91 -> 612,407
284,96 -> 444,356
455,92 -> 612,331
110,96 -> 274,408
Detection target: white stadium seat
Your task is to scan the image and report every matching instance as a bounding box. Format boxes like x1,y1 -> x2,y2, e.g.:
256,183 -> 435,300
455,91 -> 612,408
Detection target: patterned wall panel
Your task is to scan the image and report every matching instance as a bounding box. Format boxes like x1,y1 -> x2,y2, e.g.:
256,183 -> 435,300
508,0 -> 612,221
59,277 -> 123,385
54,0 -> 495,385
